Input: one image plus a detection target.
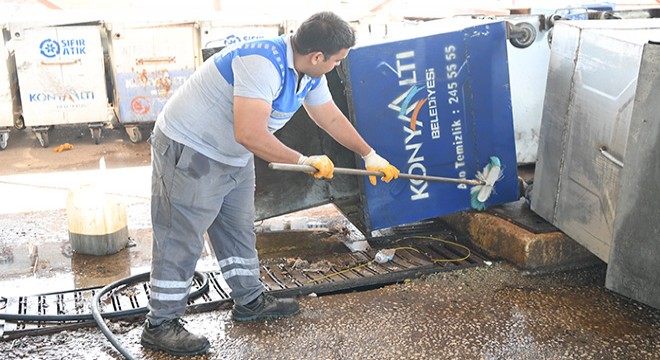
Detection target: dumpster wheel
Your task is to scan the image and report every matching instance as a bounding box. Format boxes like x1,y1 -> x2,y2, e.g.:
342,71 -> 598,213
33,126 -> 50,148
0,131 -> 8,150
508,22 -> 537,49
88,123 -> 104,145
14,115 -> 25,130
91,128 -> 101,144
125,126 -> 142,143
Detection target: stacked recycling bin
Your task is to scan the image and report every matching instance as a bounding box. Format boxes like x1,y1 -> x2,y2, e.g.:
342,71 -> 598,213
199,20 -> 280,61
0,25 -> 15,150
10,21 -> 109,147
105,21 -> 202,143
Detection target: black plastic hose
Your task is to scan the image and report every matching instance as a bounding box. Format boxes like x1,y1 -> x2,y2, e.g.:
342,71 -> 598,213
91,271 -> 209,360
0,271 -> 208,323
0,271 -> 209,360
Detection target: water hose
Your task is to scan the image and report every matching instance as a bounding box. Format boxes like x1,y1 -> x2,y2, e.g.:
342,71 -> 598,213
0,271 -> 209,360
90,271 -> 208,360
0,271 -> 208,323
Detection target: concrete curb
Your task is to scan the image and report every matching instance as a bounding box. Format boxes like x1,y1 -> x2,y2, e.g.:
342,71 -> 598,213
440,210 -> 602,271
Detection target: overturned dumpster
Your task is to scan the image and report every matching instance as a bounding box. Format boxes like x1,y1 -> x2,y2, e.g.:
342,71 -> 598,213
404,14 -> 551,165
531,19 -> 660,309
255,19 -> 520,235
606,41 -> 660,311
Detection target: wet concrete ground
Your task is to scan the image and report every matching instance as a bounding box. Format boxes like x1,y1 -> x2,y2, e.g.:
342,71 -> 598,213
1,124 -> 659,359
2,263 -> 659,359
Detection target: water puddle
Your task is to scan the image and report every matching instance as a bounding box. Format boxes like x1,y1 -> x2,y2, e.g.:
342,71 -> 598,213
0,199 -> 358,300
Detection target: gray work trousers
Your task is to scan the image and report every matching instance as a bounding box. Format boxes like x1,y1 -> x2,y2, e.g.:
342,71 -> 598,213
146,126 -> 263,325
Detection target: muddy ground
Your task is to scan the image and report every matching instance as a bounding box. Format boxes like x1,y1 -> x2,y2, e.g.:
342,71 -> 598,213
0,123 -> 659,359
0,122 -> 153,176
1,263 -> 659,360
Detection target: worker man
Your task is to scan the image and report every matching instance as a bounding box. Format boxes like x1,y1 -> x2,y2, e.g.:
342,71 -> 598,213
141,11 -> 400,356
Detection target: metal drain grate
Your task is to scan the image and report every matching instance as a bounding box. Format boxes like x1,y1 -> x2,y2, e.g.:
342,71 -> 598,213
1,239 -> 487,339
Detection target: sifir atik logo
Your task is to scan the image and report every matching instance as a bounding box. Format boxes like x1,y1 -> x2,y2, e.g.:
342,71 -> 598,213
386,51 -> 440,201
39,38 -> 87,58
224,34 -> 266,46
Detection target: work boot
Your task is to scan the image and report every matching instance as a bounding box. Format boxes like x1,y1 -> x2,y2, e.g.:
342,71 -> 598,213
141,318 -> 210,356
232,293 -> 300,322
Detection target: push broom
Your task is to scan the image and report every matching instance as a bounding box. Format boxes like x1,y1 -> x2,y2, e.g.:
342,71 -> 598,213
269,156 -> 503,210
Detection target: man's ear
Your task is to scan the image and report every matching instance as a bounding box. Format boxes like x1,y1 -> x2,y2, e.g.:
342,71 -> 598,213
310,51 -> 324,64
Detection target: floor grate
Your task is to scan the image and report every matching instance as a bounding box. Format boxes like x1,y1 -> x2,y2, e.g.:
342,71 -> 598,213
0,237 -> 487,339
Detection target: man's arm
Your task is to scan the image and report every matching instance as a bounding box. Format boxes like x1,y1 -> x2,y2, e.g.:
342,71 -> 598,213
233,96 -> 302,164
303,100 -> 372,156
305,100 -> 400,184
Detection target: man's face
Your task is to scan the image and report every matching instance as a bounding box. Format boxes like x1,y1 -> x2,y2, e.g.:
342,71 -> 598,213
309,48 -> 350,78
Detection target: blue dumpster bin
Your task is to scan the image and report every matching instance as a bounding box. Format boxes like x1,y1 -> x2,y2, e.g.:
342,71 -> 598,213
255,19 -> 519,235
343,20 -> 519,231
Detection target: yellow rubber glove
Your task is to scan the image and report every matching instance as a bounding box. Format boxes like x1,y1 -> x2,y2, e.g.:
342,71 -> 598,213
362,149 -> 400,185
298,155 -> 334,179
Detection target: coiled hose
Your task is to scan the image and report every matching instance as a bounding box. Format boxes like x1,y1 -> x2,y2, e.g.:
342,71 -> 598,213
1,271 -> 209,360
92,271 -> 208,360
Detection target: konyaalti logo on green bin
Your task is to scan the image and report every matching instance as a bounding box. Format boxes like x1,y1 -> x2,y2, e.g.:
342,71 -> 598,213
39,38 -> 87,58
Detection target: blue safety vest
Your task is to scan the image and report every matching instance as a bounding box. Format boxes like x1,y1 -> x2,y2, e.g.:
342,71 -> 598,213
213,35 -> 322,131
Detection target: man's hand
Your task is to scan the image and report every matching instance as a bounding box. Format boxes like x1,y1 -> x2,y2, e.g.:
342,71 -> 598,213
362,149 -> 399,185
298,155 -> 334,179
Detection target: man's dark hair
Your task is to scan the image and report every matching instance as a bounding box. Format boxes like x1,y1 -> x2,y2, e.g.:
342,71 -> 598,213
292,11 -> 356,61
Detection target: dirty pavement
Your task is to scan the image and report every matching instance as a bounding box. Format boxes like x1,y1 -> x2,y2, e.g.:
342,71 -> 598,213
2,263 -> 659,359
0,125 -> 659,359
